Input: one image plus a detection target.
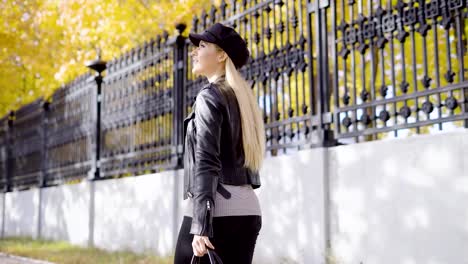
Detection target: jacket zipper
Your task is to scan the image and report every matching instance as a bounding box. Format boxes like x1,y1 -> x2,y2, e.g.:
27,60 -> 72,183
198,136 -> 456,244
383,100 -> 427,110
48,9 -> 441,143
200,200 -> 211,236
187,120 -> 196,198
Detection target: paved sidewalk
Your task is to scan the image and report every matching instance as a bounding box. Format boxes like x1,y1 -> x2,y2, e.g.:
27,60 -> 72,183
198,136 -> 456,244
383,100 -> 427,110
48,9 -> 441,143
0,253 -> 55,264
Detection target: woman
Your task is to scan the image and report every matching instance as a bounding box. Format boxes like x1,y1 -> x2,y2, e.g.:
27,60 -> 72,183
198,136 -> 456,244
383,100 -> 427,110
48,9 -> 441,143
174,23 -> 266,264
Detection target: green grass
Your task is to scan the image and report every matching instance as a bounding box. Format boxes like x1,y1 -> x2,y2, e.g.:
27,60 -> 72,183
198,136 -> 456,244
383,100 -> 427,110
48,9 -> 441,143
0,236 -> 174,264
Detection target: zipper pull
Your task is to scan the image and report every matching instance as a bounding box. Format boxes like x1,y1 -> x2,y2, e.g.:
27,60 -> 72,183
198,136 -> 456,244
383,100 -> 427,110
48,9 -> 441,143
207,200 -> 211,211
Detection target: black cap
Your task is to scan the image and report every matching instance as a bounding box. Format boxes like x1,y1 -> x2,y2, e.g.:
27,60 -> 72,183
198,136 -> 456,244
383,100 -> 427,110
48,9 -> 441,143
189,23 -> 250,69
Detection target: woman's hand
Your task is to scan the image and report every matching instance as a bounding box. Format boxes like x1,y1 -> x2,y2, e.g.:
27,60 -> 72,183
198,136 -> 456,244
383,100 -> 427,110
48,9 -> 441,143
192,235 -> 215,257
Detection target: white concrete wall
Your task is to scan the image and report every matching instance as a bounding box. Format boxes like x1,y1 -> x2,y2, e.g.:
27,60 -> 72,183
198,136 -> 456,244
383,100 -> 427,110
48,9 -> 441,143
40,181 -> 90,246
4,187 -> 39,238
93,169 -> 183,256
1,130 -> 467,264
252,148 -> 327,264
328,131 -> 468,264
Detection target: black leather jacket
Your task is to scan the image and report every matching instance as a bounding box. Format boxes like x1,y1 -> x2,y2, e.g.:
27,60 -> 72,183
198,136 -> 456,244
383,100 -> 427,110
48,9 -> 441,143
183,76 -> 261,237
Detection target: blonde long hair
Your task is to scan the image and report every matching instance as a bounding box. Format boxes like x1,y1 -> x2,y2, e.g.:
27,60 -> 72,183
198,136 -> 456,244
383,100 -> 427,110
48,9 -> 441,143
219,56 -> 266,172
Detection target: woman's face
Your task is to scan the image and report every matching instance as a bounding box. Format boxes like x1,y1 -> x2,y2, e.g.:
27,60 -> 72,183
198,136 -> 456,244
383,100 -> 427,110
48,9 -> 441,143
190,40 -> 224,76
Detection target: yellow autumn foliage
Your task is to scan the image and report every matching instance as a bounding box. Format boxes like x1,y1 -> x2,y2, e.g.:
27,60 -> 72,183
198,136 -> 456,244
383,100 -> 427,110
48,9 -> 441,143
0,0 -> 215,117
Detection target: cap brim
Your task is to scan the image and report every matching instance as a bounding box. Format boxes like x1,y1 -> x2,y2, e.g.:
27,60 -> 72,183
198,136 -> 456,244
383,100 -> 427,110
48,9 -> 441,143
188,32 -> 216,46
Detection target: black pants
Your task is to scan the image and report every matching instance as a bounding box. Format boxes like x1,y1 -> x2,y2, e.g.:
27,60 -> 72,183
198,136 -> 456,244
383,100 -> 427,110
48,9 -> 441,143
174,215 -> 262,264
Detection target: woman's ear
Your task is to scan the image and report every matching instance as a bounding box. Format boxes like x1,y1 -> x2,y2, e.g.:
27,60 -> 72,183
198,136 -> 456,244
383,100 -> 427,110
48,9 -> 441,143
218,52 -> 228,63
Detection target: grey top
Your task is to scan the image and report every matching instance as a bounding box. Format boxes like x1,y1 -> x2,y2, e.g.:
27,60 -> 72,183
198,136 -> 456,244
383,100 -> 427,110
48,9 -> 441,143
184,182 -> 262,217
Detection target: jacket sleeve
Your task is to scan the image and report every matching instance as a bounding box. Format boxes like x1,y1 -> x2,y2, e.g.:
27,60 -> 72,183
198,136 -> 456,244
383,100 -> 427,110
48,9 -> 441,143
190,87 -> 224,237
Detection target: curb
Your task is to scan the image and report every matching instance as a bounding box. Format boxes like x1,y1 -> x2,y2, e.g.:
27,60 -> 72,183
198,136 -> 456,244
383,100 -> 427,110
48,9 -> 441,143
0,252 -> 55,264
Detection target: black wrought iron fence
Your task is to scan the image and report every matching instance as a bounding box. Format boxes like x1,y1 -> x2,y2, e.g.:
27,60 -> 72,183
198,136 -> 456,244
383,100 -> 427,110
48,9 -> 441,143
101,31 -> 178,179
0,0 -> 467,191
0,116 -> 9,191
330,0 -> 468,142
44,73 -> 95,186
7,98 -> 46,190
